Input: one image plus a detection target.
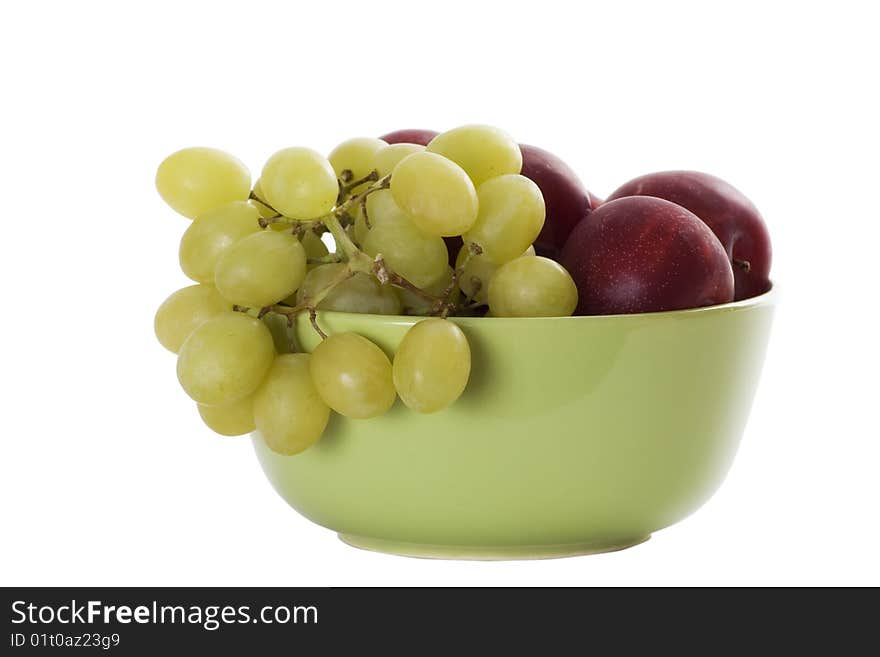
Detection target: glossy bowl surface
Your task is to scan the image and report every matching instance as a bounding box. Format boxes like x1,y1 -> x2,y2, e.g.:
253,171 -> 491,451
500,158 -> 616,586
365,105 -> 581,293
252,288 -> 775,559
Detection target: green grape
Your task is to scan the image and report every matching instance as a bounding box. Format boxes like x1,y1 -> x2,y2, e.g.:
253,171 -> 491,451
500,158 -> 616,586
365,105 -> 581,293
397,266 -> 458,315
390,151 -> 478,237
250,178 -> 277,219
328,137 -> 387,188
267,223 -> 328,261
177,311 -> 275,406
362,211 -> 449,288
309,333 -> 396,419
456,249 -> 495,304
154,284 -> 231,353
197,396 -> 255,436
354,189 -> 410,245
371,143 -> 424,177
296,263 -> 401,315
214,230 -> 307,308
179,201 -> 261,283
456,245 -> 535,304
267,223 -> 329,261
260,147 -> 338,219
261,312 -> 295,354
301,231 -> 330,260
393,318 -> 471,413
488,256 -> 578,317
352,204 -> 369,246
464,174 -> 545,264
254,354 -> 330,455
156,147 -> 251,220
426,125 -> 522,187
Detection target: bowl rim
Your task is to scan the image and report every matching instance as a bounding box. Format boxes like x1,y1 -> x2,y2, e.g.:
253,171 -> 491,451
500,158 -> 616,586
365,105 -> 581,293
308,283 -> 777,325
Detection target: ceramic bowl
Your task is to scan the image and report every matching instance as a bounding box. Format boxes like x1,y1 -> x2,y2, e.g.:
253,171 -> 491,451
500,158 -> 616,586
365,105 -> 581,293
252,287 -> 775,559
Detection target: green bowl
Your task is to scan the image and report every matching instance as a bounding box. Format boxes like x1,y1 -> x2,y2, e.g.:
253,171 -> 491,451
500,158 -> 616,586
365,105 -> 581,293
252,287 -> 775,559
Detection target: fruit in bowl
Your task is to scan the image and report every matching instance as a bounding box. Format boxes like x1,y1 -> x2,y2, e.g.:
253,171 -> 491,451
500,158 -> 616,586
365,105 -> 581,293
605,170 -> 772,300
378,128 -> 438,146
518,143 -> 593,259
560,196 -> 734,315
153,125 -> 774,558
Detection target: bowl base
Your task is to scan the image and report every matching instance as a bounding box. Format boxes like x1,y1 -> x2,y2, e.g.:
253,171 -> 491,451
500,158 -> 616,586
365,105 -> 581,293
338,533 -> 651,560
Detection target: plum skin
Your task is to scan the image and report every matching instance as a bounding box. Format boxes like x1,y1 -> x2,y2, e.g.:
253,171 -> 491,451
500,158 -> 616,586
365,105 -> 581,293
560,196 -> 735,315
519,144 -> 593,258
605,171 -> 771,300
378,129 -> 439,146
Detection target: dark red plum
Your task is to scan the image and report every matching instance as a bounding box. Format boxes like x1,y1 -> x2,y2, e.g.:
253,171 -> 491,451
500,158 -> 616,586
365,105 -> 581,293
519,144 -> 593,258
605,171 -> 771,300
560,196 -> 734,315
588,192 -> 604,209
378,129 -> 439,146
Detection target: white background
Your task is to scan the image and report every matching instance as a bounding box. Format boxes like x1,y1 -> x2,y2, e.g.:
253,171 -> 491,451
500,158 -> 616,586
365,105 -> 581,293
1,0 -> 877,586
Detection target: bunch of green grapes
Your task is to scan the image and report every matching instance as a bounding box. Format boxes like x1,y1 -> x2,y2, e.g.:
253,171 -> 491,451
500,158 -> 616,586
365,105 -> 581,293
153,125 -> 578,455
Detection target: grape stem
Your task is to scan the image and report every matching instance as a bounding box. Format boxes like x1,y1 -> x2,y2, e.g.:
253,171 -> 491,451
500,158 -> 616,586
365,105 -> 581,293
323,213 -> 368,267
267,265 -> 356,337
256,172 -> 388,238
371,256 -> 434,302
442,242 -> 484,313
265,171 -> 390,273
257,171 -> 468,321
293,220 -> 326,238
342,170 -> 379,194
360,195 -> 371,229
249,190 -> 280,216
308,308 -> 327,339
438,272 -> 460,319
321,173 -> 391,272
307,253 -> 344,265
257,214 -> 283,227
370,255 -> 459,317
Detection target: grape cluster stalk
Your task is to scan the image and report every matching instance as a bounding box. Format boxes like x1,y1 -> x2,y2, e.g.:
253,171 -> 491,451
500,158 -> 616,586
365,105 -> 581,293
250,170 -> 466,333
